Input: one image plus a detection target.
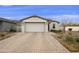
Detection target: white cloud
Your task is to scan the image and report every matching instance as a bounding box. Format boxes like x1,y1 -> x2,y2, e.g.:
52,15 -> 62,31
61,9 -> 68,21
0,15 -> 79,23
43,15 -> 79,23
0,5 -> 13,7
0,16 -> 26,20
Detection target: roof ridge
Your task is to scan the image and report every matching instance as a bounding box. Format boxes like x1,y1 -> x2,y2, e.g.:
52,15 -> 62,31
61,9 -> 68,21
20,15 -> 60,23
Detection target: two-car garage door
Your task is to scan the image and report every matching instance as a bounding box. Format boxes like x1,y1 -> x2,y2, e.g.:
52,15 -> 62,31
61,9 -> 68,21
25,22 -> 45,32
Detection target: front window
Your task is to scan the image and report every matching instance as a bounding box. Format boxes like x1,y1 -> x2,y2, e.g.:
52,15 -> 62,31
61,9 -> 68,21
53,24 -> 55,29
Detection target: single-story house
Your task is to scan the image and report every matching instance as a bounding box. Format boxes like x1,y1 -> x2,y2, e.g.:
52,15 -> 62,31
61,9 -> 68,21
65,26 -> 79,31
20,15 -> 60,32
1,15 -> 79,32
0,17 -> 18,32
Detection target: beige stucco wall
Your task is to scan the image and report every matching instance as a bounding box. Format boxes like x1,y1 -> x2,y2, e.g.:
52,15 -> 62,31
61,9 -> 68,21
44,22 -> 48,32
65,26 -> 79,31
21,17 -> 48,32
21,22 -> 26,32
49,22 -> 60,31
16,23 -> 21,32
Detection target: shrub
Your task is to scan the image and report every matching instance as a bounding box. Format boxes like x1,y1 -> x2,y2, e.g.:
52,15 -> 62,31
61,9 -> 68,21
57,35 -> 63,39
9,29 -> 16,32
75,37 -> 79,43
0,34 -> 5,37
65,35 -> 74,43
51,30 -> 62,33
68,28 -> 72,31
65,35 -> 79,43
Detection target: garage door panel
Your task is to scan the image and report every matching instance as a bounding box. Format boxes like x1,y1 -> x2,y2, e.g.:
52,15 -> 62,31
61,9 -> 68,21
25,23 -> 45,32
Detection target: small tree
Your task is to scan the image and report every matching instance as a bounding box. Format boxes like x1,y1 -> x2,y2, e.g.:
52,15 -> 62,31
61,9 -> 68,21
61,17 -> 67,33
61,16 -> 72,33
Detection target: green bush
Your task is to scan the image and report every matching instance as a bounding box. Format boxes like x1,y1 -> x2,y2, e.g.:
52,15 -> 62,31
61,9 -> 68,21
65,35 -> 79,43
65,35 -> 74,43
0,34 -> 5,37
51,30 -> 62,33
9,29 -> 16,32
75,37 -> 79,43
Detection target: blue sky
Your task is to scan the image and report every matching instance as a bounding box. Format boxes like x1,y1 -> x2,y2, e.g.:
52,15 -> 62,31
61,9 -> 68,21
0,5 -> 79,23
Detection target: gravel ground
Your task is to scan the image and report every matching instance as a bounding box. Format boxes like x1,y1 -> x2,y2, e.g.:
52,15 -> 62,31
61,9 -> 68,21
0,32 -> 69,53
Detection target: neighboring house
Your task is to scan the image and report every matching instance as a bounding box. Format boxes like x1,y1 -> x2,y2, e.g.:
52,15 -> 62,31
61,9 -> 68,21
21,15 -> 60,32
65,26 -> 79,31
0,17 -> 18,32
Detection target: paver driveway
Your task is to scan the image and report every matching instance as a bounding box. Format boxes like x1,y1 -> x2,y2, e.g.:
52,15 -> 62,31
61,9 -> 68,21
0,32 -> 69,53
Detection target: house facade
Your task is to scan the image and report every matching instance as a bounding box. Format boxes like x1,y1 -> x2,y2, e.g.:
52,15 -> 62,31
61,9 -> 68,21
49,21 -> 60,31
0,18 -> 18,32
21,15 -> 60,32
65,26 -> 79,31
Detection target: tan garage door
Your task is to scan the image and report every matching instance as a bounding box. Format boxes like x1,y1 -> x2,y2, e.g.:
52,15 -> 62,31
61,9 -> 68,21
25,22 -> 45,32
